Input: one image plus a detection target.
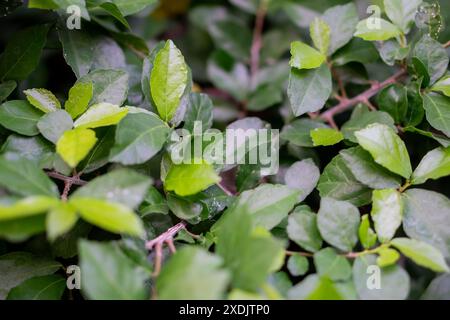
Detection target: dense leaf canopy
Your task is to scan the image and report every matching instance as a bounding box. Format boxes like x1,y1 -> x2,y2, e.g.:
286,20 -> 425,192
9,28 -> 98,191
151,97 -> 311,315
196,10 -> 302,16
0,0 -> 449,301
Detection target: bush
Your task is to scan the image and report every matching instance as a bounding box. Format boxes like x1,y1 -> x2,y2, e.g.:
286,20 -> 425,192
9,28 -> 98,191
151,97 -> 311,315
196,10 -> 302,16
0,0 -> 449,300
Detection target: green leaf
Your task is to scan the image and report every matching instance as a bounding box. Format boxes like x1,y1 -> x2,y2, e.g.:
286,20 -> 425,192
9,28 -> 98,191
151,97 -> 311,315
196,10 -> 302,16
183,93 -> 213,132
412,147 -> 450,184
207,51 -> 249,101
0,252 -> 61,299
0,25 -> 49,81
79,126 -> 115,173
73,168 -> 152,209
215,208 -> 284,291
391,238 -> 449,273
56,128 -> 98,168
403,126 -> 450,147
46,202 -> 78,241
57,26 -> 95,78
1,135 -> 54,168
422,274 -> 450,300
7,274 -> 65,300
340,146 -> 401,189
109,113 -> 170,165
413,35 -> 449,85
108,0 -> 157,16
333,38 -> 378,66
0,80 -> 16,102
0,157 -> 59,197
165,161 -> 220,197
371,189 -> 403,243
64,81 -> 93,119
378,39 -> 410,66
376,84 -> 408,123
354,18 -> 401,41
431,75 -> 450,97
376,247 -> 400,267
310,128 -> 343,146
310,18 -> 330,55
70,197 -> 144,237
166,193 -> 202,221
209,19 -> 252,61
99,2 -> 131,30
157,246 -> 230,299
341,106 -> 396,143
150,40 -> 188,122
317,154 -> 372,207
402,189 -> 450,257
288,274 -> 347,300
423,93 -> 450,137
317,197 -> 360,252
284,159 -> 320,202
73,103 -> 128,129
139,186 -> 169,216
247,85 -> 283,111
281,118 -> 328,147
227,184 -> 299,230
77,69 -> 129,106
23,88 -> 61,113
0,196 -> 58,221
384,0 -> 423,33
355,123 -> 412,178
288,64 -> 332,116
287,205 -> 322,252
322,3 -> 359,55
287,255 -> 309,277
353,254 -> 410,300
404,80 -> 424,126
0,215 -> 47,243
0,100 -> 44,136
289,41 -> 325,70
314,248 -> 352,281
79,240 -> 148,300
359,214 -> 377,249
37,110 -> 74,144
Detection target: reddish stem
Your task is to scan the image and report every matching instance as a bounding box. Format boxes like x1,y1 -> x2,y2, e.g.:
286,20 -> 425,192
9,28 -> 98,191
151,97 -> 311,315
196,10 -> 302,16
319,69 -> 406,122
146,221 -> 187,276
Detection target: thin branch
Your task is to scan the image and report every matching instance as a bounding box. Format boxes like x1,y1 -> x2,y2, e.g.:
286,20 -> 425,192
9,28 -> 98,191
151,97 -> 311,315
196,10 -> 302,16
250,0 -> 268,86
443,40 -> 450,48
146,221 -> 187,277
47,171 -> 87,186
329,62 -> 348,99
319,69 -> 407,123
61,180 -> 72,201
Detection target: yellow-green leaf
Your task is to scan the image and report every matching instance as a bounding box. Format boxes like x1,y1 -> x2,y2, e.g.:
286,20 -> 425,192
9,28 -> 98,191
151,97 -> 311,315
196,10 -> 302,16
376,247 -> 400,267
354,18 -> 402,41
150,40 -> 188,122
70,197 -> 144,237
289,41 -> 326,70
24,88 -> 61,113
64,81 -> 93,119
73,103 -> 128,129
411,146 -> 450,185
165,161 -> 221,196
310,18 -> 330,55
0,196 -> 59,221
310,128 -> 344,146
431,75 -> 450,97
355,123 -> 412,178
391,238 -> 450,273
46,202 -> 78,241
56,128 -> 98,168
